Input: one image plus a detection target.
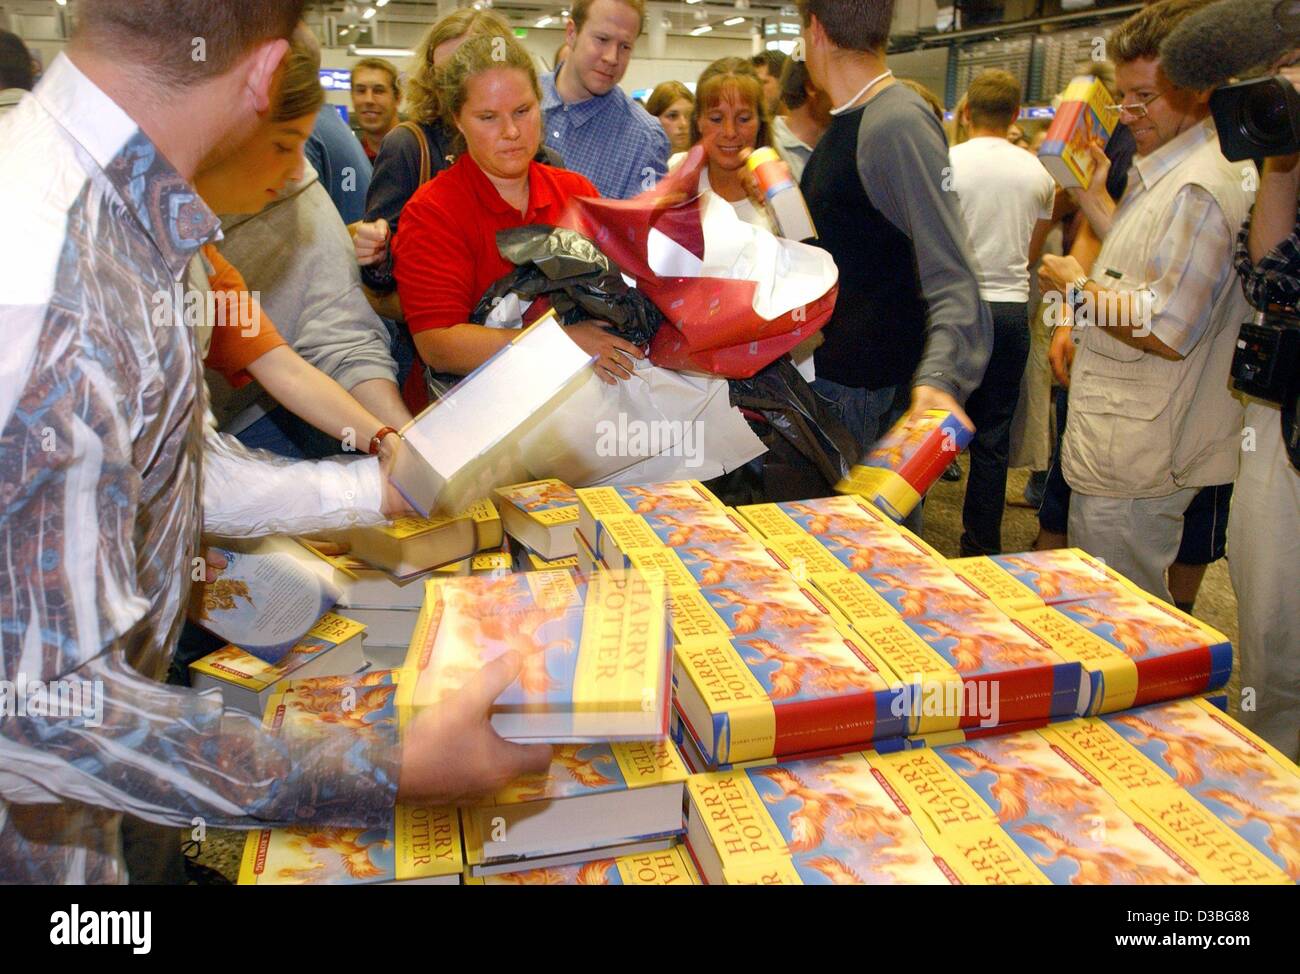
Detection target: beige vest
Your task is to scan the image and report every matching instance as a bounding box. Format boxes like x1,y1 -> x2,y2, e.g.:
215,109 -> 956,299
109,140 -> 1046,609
1063,124 -> 1252,498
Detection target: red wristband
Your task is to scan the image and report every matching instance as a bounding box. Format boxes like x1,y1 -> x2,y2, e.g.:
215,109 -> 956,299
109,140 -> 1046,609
368,427 -> 399,455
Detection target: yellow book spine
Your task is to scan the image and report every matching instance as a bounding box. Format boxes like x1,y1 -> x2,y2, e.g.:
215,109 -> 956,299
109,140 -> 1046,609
1013,605 -> 1138,713
675,640 -> 776,764
572,571 -> 666,720
614,845 -> 700,885
763,535 -> 847,580
809,571 -> 902,628
940,826 -> 1053,885
947,556 -> 1045,612
668,587 -> 732,642
575,485 -> 633,520
625,547 -> 697,592
610,737 -> 690,788
734,503 -> 805,540
395,805 -> 464,881
236,829 -> 271,884
191,647 -> 276,691
688,771 -> 791,875
869,748 -> 1001,838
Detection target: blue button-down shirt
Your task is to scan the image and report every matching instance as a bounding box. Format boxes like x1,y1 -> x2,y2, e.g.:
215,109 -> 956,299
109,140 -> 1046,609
540,69 -> 668,200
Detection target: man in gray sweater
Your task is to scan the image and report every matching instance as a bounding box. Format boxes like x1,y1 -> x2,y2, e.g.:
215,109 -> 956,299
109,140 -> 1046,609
212,163 -> 410,458
798,0 -> 991,455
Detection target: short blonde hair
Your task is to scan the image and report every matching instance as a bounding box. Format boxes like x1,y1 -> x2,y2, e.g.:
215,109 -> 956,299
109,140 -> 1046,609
274,23 -> 324,123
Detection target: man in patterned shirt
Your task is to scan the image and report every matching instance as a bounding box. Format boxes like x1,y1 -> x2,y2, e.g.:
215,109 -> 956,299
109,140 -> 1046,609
0,0 -> 549,883
540,0 -> 669,199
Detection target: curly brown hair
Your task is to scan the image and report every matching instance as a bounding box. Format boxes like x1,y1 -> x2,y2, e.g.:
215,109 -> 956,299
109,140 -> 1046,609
404,7 -> 512,125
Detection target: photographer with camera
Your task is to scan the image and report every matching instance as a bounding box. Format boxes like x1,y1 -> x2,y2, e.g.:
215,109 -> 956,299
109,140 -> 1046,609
1164,0 -> 1300,762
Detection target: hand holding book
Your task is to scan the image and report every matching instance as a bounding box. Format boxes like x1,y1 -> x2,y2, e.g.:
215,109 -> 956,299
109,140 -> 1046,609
1066,139 -> 1115,238
398,650 -> 553,804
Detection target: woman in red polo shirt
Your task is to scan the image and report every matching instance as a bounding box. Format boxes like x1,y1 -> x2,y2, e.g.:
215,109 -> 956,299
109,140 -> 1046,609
392,34 -> 643,387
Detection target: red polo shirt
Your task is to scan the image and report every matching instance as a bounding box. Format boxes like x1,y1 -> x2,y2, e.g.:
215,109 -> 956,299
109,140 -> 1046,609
392,153 -> 599,336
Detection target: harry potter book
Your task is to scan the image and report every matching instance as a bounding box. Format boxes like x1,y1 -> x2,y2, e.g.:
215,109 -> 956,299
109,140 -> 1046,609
685,751 -> 976,884
238,805 -> 463,886
189,612 -> 368,715
1046,698 -> 1298,884
460,738 -> 689,876
399,569 -> 672,742
1037,75 -> 1119,190
575,480 -> 724,554
834,410 -> 975,521
344,511 -> 479,578
496,478 -> 580,560
472,843 -> 700,885
673,624 -> 909,766
1015,590 -> 1233,716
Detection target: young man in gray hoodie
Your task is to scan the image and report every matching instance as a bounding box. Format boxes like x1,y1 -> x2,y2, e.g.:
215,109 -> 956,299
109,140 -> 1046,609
212,163 -> 412,458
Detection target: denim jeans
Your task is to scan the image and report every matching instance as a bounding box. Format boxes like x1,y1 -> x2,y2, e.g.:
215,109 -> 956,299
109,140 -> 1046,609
811,377 -> 922,531
960,301 -> 1030,556
1038,386 -> 1072,536
810,379 -> 910,458
234,405 -> 349,461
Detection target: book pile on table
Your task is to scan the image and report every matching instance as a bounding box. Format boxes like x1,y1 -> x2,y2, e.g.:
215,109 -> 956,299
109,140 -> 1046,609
241,561 -> 699,884
229,484 -> 1295,886
189,499 -> 512,708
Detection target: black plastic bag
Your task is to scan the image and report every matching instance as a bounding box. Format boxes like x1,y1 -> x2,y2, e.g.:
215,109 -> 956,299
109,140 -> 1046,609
469,224 -> 663,346
708,357 -> 860,504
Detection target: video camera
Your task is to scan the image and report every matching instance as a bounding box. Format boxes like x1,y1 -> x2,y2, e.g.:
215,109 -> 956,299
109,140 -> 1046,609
1233,310 -> 1300,469
1211,76 -> 1300,161
1163,0 -> 1300,160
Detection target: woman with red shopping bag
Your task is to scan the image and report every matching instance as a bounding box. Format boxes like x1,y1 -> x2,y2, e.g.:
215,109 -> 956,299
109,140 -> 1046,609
391,33 -> 643,388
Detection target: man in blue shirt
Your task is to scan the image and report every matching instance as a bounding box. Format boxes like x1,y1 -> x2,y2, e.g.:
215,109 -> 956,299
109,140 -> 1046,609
540,0 -> 668,199
306,102 -> 373,225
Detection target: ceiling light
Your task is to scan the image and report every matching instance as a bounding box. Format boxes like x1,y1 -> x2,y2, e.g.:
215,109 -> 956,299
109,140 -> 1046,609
690,24 -> 713,35
362,7 -> 376,20
724,16 -> 745,25
347,45 -> 415,57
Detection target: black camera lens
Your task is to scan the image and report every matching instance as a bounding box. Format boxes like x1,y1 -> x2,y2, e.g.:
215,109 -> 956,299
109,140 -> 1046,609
1244,80 -> 1293,141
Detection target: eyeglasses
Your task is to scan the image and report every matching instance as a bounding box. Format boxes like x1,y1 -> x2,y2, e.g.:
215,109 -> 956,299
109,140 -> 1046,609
1106,89 -> 1168,119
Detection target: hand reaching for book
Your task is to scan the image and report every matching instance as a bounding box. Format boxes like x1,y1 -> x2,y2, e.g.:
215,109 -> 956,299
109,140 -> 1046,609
397,651 -> 553,803
565,321 -> 645,384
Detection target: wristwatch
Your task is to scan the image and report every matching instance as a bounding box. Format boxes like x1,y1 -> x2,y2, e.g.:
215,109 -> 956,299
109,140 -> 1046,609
1066,275 -> 1091,314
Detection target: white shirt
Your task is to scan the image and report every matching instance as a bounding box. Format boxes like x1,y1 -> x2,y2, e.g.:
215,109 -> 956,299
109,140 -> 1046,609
948,136 -> 1055,303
